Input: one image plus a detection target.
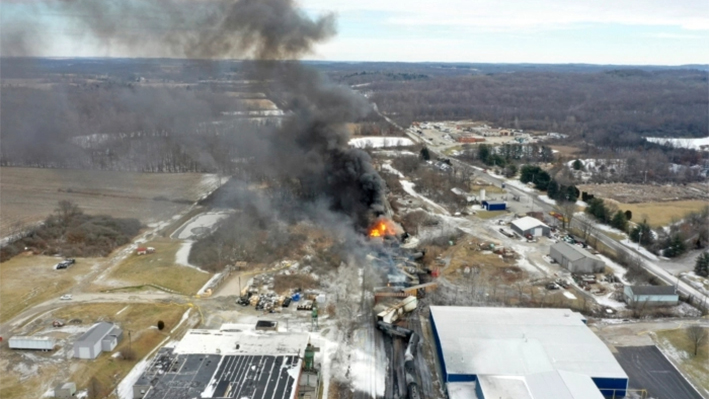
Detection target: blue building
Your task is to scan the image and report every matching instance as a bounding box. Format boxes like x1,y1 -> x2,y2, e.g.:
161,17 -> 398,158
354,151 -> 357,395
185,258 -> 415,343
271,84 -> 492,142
430,306 -> 628,399
481,200 -> 506,211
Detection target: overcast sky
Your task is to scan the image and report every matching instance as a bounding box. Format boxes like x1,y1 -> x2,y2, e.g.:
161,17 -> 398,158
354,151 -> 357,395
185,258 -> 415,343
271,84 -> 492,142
2,0 -> 708,65
301,0 -> 709,65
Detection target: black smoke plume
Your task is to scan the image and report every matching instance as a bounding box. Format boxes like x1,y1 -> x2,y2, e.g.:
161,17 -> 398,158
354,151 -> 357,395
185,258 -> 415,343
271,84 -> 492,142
1,0 -> 386,229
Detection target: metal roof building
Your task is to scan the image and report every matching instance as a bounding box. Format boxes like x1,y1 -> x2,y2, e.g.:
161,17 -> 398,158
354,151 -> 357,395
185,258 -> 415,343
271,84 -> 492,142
510,216 -> 550,237
624,285 -> 679,307
430,306 -> 628,399
73,322 -> 123,359
133,329 -> 310,399
550,242 -> 605,274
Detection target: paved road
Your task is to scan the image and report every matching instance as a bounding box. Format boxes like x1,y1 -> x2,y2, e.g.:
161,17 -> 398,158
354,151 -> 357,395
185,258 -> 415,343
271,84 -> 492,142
614,346 -> 704,399
393,121 -> 709,311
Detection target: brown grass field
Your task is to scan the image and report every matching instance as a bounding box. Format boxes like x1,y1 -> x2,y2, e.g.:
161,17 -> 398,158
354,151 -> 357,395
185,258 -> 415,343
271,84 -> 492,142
0,302 -> 191,399
104,238 -> 212,295
606,199 -> 708,227
0,167 -> 219,234
0,253 -> 99,322
654,327 -> 709,394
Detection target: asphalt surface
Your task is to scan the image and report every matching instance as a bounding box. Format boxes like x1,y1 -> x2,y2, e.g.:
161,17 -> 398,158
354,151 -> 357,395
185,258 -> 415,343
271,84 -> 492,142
614,346 -> 703,399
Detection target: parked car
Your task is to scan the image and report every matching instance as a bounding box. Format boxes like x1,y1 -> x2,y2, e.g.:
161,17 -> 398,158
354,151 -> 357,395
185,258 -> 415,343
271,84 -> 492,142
60,294 -> 72,301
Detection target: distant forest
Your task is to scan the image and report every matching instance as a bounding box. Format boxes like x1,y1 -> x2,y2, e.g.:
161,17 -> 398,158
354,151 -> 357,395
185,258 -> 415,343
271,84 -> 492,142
318,63 -> 709,147
1,59 -> 707,172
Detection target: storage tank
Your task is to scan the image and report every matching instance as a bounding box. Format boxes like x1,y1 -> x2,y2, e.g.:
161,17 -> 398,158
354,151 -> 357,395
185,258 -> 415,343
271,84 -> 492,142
9,336 -> 56,351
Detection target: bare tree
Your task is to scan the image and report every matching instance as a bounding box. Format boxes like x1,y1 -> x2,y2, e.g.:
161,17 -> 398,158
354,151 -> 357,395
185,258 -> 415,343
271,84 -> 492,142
55,200 -> 82,225
687,325 -> 708,357
555,200 -> 576,230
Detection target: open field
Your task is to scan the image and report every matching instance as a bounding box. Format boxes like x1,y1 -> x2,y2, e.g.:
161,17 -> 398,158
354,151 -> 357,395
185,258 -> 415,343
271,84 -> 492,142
0,254 -> 99,322
0,167 -> 219,234
606,199 -> 708,228
654,327 -> 709,395
0,302 -> 191,399
475,210 -> 508,220
578,183 -> 709,204
104,238 -> 212,295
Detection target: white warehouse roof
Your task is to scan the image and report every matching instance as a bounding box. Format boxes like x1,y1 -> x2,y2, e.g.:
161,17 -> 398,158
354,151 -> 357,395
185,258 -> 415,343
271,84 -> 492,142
431,307 -> 627,399
173,329 -> 309,356
511,216 -> 548,232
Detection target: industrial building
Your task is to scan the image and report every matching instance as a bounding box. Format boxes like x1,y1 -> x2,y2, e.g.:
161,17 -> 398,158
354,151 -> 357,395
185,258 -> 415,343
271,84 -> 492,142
510,216 -> 550,237
624,285 -> 679,307
430,306 -> 628,399
73,322 -> 123,359
133,328 -> 311,399
481,200 -> 506,211
550,242 -> 605,274
8,336 -> 56,351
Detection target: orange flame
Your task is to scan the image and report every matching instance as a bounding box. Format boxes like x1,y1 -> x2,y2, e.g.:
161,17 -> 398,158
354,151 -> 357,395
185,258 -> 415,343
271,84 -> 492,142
369,219 -> 395,238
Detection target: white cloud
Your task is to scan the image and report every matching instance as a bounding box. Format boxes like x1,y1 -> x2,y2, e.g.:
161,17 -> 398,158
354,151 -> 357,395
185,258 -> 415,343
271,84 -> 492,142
302,0 -> 709,31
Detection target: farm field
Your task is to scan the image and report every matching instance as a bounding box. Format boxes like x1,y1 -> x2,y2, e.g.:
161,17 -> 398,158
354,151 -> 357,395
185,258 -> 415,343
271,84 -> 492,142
0,167 -> 219,234
0,254 -> 99,323
104,238 -> 212,295
0,302 -> 191,399
607,200 -> 708,228
578,183 -> 709,204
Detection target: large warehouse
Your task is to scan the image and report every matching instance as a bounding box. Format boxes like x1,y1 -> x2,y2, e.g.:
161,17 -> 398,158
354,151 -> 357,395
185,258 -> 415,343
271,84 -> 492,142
73,322 -> 123,359
133,328 -> 310,399
430,306 -> 628,399
550,242 -> 605,274
510,216 -> 550,237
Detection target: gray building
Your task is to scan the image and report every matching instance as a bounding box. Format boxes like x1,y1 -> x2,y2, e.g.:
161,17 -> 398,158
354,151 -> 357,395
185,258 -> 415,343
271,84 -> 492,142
510,216 -> 550,237
54,382 -> 76,399
624,285 -> 679,307
549,242 -> 605,274
73,322 -> 123,359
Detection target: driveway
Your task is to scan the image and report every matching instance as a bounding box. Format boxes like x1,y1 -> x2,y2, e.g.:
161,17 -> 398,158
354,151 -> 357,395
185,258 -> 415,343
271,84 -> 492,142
614,346 -> 703,399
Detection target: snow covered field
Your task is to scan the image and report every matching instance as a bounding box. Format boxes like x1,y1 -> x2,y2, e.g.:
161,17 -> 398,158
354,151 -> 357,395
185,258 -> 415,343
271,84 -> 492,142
348,136 -> 414,148
646,136 -> 709,151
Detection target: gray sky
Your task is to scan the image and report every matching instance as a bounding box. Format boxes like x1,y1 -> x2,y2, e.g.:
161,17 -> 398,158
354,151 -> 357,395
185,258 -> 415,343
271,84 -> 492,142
2,0 -> 708,64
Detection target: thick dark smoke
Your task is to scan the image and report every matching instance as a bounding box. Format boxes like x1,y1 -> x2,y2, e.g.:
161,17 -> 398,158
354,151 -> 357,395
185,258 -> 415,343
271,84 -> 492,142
2,0 -> 335,59
1,0 -> 386,229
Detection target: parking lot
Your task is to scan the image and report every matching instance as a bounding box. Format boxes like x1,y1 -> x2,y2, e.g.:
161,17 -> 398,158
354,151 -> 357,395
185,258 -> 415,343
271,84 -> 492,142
614,346 -> 703,399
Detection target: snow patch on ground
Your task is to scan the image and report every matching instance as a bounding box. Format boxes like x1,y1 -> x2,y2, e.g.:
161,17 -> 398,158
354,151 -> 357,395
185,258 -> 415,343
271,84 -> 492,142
172,211 -> 232,240
505,179 -> 535,193
348,136 -> 414,148
620,239 -> 659,261
598,254 -> 631,285
400,180 -> 450,215
116,305 -> 129,315
646,136 -> 709,151
170,308 -> 192,333
563,291 -> 577,300
593,223 -> 627,237
372,150 -> 417,157
539,195 -> 556,205
381,162 -> 404,178
174,240 -> 208,273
